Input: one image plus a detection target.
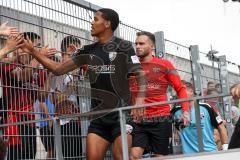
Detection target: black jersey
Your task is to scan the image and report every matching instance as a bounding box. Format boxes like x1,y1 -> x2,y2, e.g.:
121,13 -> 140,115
72,36 -> 142,112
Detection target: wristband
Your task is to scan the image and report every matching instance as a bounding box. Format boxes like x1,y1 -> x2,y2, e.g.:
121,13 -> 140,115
222,144 -> 228,150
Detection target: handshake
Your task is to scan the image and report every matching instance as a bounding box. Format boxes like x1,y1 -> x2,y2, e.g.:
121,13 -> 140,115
0,21 -> 57,62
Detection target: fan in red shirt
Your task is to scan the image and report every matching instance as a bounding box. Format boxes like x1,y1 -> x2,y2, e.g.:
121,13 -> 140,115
1,32 -> 53,160
1,55 -> 46,160
130,31 -> 190,159
2,63 -> 45,134
0,33 -> 23,139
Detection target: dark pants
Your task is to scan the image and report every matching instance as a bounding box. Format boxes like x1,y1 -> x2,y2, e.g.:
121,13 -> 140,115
229,117 -> 240,149
40,126 -> 55,152
7,124 -> 36,160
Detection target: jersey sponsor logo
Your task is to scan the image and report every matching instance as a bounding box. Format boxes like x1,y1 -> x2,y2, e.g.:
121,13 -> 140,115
88,64 -> 115,74
152,67 -> 161,73
147,82 -> 161,89
131,55 -> 140,64
109,51 -> 117,62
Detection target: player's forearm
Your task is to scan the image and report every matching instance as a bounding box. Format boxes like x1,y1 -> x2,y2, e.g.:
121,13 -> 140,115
0,47 -> 18,62
1,55 -> 17,63
0,47 -> 10,60
218,124 -> 228,144
172,80 -> 190,112
135,70 -> 147,104
168,74 -> 190,112
178,88 -> 190,112
30,48 -> 62,75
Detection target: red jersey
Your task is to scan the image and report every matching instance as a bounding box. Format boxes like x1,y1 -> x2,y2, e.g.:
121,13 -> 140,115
130,57 -> 189,117
2,63 -> 46,113
1,63 -> 47,145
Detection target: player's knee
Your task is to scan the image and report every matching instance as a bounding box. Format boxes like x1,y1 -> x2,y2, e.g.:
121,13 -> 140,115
130,155 -> 140,160
130,150 -> 142,160
87,150 -> 105,160
87,149 -> 105,160
113,153 -> 123,160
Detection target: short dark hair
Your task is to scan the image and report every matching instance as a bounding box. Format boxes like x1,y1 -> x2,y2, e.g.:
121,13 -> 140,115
23,32 -> 41,42
61,35 -> 81,52
182,81 -> 193,90
98,8 -> 119,32
136,31 -> 155,44
206,88 -> 219,95
207,81 -> 214,86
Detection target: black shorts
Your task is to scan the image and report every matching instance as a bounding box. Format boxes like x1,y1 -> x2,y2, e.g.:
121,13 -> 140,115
132,121 -> 172,155
39,126 -> 54,151
88,113 -> 121,143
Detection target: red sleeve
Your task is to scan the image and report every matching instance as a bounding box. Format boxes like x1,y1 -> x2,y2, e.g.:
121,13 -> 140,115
39,70 -> 48,87
1,63 -> 16,73
128,75 -> 138,104
164,60 -> 189,112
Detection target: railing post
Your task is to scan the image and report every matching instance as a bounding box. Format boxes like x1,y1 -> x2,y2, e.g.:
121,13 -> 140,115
219,55 -> 233,139
190,45 -> 204,152
78,78 -> 91,159
119,109 -> 129,160
53,117 -> 64,160
154,31 -> 165,58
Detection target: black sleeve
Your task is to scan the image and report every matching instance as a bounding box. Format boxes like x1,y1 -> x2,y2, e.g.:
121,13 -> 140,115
202,103 -> 223,128
71,45 -> 92,67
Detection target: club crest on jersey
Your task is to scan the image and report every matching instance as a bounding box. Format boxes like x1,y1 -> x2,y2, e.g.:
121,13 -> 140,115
131,55 -> 140,64
109,52 -> 117,62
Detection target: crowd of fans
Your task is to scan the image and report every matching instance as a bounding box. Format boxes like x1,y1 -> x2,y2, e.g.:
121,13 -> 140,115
0,22 -> 82,159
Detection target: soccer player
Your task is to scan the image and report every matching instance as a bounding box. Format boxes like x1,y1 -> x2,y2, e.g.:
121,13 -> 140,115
130,31 -> 190,159
20,8 -> 146,160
